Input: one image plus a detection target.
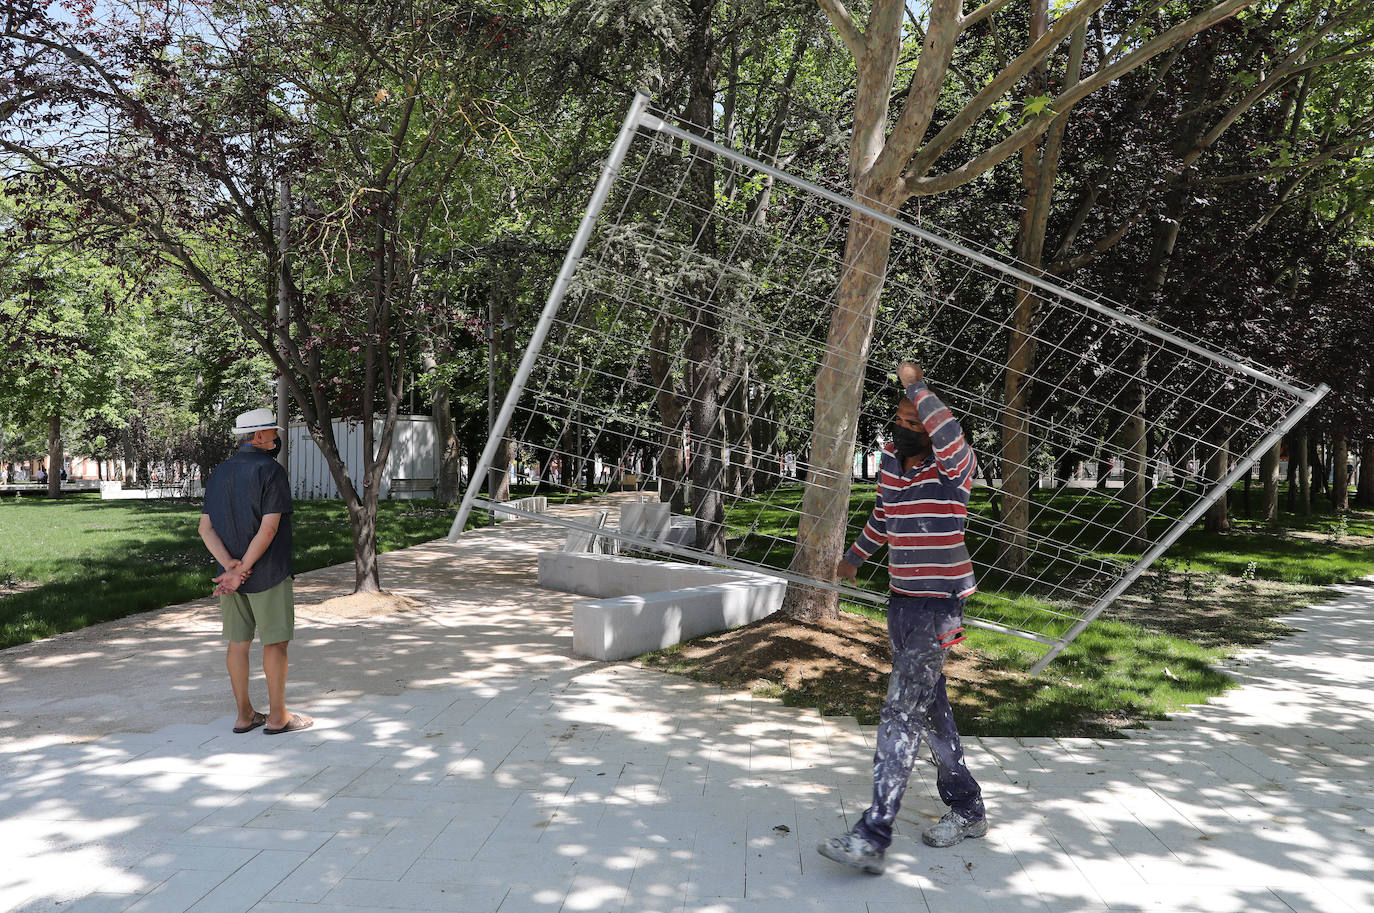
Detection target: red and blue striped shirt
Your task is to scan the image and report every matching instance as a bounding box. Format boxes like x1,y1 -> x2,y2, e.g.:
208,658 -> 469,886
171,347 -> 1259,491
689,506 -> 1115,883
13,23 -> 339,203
844,382 -> 978,599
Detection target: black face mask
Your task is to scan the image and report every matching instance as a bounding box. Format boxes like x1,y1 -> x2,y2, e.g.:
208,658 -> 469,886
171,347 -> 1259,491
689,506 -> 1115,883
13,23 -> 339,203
892,425 -> 929,461
267,438 -> 283,457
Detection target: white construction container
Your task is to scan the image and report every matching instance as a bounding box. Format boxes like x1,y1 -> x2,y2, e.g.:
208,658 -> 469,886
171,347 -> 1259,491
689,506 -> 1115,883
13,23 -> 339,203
287,415 -> 437,500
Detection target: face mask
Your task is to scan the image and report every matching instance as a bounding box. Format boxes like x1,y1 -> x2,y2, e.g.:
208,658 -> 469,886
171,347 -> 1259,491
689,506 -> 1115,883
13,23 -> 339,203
266,438 -> 283,457
892,425 -> 928,461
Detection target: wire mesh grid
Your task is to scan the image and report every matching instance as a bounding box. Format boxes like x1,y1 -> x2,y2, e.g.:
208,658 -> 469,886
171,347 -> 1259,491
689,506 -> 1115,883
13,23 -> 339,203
454,95 -> 1324,664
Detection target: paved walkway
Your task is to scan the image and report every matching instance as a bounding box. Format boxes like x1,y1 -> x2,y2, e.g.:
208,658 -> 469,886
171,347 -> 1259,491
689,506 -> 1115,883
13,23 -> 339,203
1,523 -> 1370,913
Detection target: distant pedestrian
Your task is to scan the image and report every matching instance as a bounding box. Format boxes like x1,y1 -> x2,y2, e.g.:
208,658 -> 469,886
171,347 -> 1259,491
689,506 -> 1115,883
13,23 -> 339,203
818,361 -> 986,876
198,408 -> 312,735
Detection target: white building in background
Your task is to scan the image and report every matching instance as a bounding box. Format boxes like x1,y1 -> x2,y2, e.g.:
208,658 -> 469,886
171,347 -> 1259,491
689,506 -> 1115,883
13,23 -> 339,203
288,415 -> 438,500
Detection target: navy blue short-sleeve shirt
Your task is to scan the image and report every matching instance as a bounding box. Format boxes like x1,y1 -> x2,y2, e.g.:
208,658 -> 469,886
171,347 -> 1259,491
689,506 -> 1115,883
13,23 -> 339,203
202,444 -> 294,593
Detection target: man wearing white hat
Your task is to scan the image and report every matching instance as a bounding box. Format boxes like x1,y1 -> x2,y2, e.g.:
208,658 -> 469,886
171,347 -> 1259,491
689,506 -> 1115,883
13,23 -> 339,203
198,408 -> 313,735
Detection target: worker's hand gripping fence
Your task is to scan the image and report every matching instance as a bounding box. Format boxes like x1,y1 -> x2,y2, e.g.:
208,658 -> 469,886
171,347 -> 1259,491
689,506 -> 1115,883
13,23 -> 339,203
450,94 -> 1326,673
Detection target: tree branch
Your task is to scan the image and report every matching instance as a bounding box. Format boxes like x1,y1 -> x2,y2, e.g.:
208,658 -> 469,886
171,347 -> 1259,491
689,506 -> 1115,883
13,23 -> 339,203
1198,135 -> 1374,186
960,0 -> 1016,31
906,5 -> 980,95
876,0 -> 963,179
1051,202 -> 1149,276
905,0 -> 1256,197
816,0 -> 866,58
902,0 -> 1110,187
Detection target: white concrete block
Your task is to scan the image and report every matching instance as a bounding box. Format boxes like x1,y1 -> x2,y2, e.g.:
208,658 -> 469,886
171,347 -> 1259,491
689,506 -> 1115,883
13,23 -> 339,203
539,553 -> 787,661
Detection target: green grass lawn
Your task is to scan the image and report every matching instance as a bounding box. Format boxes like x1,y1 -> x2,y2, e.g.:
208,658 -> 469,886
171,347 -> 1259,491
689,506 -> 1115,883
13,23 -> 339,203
4,482 -> 1370,738
0,493 -> 460,650
714,481 -> 1374,735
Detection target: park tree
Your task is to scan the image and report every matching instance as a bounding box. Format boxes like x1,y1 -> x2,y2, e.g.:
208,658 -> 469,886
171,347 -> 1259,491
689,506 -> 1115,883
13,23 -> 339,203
785,0 -> 1265,620
1026,0 -> 1374,536
2,0 -> 533,591
548,0 -> 854,549
0,195 -> 139,496
577,0 -> 838,552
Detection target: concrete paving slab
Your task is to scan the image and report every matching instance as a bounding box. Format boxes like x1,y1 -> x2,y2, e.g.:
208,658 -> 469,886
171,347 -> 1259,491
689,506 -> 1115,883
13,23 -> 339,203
3,527 -> 1372,913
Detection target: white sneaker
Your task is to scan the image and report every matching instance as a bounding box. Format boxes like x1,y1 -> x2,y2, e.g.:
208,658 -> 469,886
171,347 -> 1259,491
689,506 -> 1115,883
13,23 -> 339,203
817,832 -> 885,875
922,810 -> 988,847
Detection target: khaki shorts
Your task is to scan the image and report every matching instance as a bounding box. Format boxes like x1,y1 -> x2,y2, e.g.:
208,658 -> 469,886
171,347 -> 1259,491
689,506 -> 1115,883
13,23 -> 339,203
221,577 -> 295,644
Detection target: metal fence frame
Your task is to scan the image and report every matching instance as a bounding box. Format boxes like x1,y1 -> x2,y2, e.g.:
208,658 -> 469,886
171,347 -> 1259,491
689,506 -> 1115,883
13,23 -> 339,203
448,92 -> 1328,673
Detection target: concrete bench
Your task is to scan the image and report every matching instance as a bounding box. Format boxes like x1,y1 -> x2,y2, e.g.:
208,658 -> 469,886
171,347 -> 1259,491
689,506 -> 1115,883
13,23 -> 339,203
389,478 -> 434,499
98,481 -> 201,500
538,553 -> 787,661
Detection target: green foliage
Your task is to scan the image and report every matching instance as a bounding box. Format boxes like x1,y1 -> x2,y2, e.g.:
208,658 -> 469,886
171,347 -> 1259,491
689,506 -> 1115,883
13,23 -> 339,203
1020,94 -> 1056,122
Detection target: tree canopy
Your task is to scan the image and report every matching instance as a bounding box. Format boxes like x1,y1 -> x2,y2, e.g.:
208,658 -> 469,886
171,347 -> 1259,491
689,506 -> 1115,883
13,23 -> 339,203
2,0 -> 1371,592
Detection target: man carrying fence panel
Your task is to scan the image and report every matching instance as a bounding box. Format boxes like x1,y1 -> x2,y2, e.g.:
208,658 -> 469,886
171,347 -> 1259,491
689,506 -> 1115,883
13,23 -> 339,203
818,361 -> 986,875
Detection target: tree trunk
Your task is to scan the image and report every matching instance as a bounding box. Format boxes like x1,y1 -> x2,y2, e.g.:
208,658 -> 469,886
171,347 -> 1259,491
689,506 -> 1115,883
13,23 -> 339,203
785,205 -> 895,620
682,0 -> 725,557
431,372 -> 460,504
583,427 -> 597,489
1357,439 -> 1374,508
723,358 -> 753,498
750,389 -> 780,492
121,429 -> 138,485
1241,464 -> 1252,519
1296,428 -> 1310,516
1285,435 -> 1297,512
999,285 -> 1039,570
1204,433 -> 1230,533
47,411 -> 62,498
649,316 -> 688,512
276,178 -> 293,470
347,500 -> 382,593
488,296 -> 513,503
686,325 -> 724,554
783,0 -> 918,620
1118,349 -> 1151,543
490,439 -> 513,501
1311,436 -> 1328,499
1119,163 -> 1185,526
1332,431 -> 1348,511
1000,0 -> 1081,568
1259,439 -> 1280,521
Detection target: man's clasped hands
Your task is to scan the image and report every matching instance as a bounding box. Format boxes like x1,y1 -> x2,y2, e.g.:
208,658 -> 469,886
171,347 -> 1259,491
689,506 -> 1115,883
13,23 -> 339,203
213,560 -> 252,596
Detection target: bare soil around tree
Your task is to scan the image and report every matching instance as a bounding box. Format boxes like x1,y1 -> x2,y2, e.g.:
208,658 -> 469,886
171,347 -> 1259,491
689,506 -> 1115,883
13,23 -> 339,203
635,571 -> 1334,737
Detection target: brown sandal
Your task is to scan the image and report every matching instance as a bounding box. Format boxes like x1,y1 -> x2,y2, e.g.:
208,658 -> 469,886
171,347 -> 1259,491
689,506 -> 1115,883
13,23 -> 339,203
263,712 -> 314,735
232,711 -> 267,733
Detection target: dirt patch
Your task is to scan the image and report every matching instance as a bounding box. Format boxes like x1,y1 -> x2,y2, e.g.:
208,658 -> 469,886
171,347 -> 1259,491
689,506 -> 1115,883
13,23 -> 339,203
1111,576 -> 1328,648
299,591 -> 422,620
0,579 -> 39,600
1262,529 -> 1374,548
634,572 -> 1332,736
636,610 -> 992,727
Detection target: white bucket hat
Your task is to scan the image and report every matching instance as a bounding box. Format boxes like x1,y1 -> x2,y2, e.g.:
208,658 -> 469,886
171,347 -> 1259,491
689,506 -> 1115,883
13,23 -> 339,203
233,408 -> 284,435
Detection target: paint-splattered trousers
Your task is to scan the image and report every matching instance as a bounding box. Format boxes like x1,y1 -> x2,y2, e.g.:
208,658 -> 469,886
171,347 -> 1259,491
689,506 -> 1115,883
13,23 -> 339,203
854,595 -> 984,852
